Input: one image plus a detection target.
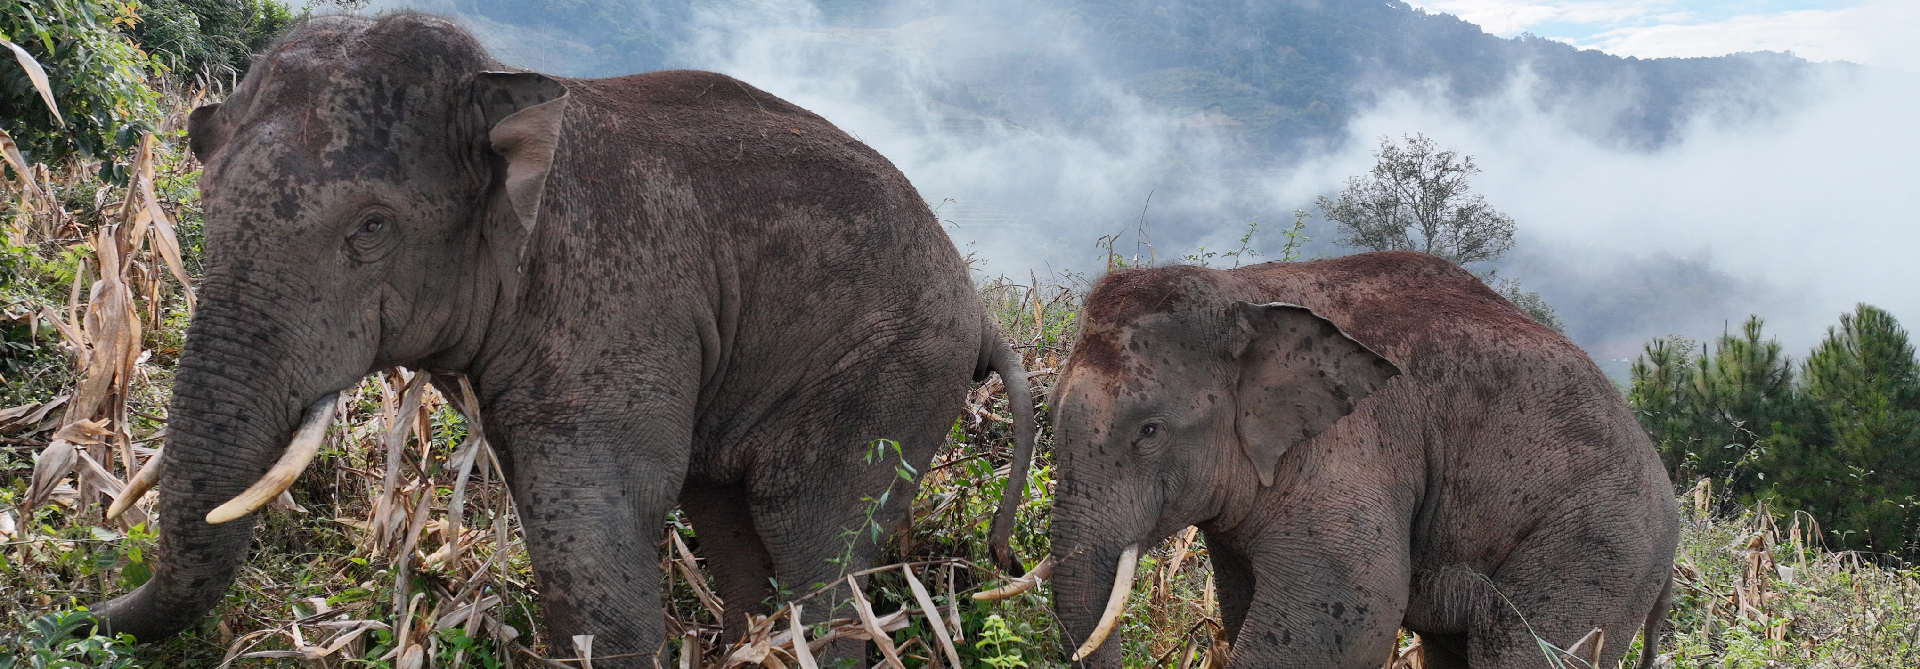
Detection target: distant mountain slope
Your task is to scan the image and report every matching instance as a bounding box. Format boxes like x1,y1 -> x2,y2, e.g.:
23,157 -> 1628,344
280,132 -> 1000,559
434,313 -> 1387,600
1055,0 -> 1822,151
428,0 -> 1827,156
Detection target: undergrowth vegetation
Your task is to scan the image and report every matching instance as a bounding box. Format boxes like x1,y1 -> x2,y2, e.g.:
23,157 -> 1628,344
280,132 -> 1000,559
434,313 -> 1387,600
0,25 -> 1915,669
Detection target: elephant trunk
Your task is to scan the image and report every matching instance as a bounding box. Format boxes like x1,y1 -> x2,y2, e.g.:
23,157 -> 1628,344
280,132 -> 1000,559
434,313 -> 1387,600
93,287 -> 352,639
1051,507 -> 1142,669
1051,542 -> 1136,668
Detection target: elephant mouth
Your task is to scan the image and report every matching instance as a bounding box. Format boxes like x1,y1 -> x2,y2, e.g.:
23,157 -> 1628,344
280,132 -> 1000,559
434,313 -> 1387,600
109,392 -> 342,524
1074,543 -> 1140,661
205,392 -> 342,524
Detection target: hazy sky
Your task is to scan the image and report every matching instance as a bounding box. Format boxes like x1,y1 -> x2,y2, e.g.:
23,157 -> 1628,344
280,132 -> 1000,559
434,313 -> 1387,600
1411,0 -> 1920,72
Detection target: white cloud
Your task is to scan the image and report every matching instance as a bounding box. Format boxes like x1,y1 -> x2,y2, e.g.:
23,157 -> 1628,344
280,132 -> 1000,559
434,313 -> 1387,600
1415,0 -> 1920,73
1582,2 -> 1920,72
1290,66 -> 1920,352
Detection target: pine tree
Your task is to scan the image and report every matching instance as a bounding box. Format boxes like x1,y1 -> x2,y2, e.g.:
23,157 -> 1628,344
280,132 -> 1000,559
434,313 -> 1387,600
1776,305 -> 1920,555
1629,318 -> 1801,502
1629,335 -> 1700,476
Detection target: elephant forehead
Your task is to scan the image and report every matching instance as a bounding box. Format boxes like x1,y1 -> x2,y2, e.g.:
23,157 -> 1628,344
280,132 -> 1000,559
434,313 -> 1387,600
1060,341 -> 1208,407
216,17 -> 487,184
230,86 -> 452,183
1083,265 -> 1216,324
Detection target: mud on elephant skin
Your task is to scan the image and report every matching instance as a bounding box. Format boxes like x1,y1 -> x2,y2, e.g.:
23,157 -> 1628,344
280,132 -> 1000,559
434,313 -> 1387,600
1048,251 -> 1678,669
86,13 -> 1037,665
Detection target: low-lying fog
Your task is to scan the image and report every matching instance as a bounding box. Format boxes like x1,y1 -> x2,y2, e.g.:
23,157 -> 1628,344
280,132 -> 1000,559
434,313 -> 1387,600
370,0 -> 1920,372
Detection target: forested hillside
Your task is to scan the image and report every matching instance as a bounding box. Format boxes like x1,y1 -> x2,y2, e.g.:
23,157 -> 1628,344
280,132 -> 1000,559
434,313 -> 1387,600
433,0 -> 1823,154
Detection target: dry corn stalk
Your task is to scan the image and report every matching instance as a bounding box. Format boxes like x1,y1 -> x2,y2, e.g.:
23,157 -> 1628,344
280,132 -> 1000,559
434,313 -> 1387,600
20,129 -> 199,527
26,224 -> 141,519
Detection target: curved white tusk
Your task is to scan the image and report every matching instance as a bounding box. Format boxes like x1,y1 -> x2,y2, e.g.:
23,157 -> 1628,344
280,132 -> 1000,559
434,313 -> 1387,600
1072,544 -> 1139,661
206,392 -> 339,524
105,450 -> 165,521
972,554 -> 1057,601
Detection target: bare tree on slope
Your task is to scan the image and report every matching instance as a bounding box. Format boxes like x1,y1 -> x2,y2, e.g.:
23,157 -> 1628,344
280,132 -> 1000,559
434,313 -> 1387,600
1318,133 -> 1563,332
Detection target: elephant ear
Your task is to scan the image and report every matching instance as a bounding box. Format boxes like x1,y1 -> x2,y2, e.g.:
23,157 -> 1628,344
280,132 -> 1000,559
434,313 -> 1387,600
475,71 -> 570,235
1227,301 -> 1400,487
186,103 -> 230,162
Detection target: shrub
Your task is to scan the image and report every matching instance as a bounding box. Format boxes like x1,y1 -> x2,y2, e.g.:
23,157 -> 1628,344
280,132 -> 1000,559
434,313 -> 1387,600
0,0 -> 161,177
131,0 -> 300,83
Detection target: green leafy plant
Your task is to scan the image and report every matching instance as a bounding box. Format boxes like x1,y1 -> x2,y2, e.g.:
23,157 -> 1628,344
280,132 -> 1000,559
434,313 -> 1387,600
0,609 -> 141,669
973,614 -> 1029,669
0,0 -> 161,179
132,0 -> 300,83
831,439 -> 917,573
1276,210 -> 1311,262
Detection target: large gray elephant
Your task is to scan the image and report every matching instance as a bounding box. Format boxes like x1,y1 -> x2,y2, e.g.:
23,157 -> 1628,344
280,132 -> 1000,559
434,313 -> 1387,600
87,13 -> 1037,664
1047,252 -> 1677,668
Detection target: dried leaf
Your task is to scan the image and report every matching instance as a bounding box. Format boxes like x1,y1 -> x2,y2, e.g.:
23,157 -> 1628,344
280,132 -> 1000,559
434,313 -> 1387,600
902,565 -> 962,669
0,127 -> 39,199
0,38 -> 62,125
50,418 -> 111,445
787,605 -> 818,669
269,489 -> 304,513
5,393 -> 66,434
722,638 -> 770,668
571,634 -> 594,669
679,630 -> 700,669
215,628 -> 281,669
24,439 -> 77,509
846,575 -> 907,669
396,643 -> 425,669
134,133 -> 195,312
945,565 -> 964,643
74,448 -> 149,527
671,530 -> 726,616
434,595 -> 501,631
372,373 -> 428,548
972,554 -> 1055,601
0,401 -> 43,425
438,427 -> 484,567
37,307 -> 85,362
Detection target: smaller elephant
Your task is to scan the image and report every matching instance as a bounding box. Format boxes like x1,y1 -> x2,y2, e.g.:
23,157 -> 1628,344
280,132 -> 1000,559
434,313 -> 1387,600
1048,251 -> 1677,668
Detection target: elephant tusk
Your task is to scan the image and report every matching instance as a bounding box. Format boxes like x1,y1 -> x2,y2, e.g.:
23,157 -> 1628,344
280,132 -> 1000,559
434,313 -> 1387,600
972,554 -> 1056,601
1072,544 -> 1139,661
206,392 -> 339,524
105,449 -> 165,521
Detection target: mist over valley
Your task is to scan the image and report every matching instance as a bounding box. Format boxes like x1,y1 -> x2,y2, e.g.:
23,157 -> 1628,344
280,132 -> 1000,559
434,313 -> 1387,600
372,0 -> 1919,367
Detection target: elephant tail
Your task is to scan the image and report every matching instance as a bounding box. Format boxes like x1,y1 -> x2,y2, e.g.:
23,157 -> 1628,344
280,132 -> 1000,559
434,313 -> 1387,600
1638,575 -> 1673,668
979,325 -> 1037,577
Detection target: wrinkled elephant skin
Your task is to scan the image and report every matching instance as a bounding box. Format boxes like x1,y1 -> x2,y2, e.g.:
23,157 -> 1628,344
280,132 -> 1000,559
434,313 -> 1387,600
1049,252 -> 1677,669
87,14 -> 1037,666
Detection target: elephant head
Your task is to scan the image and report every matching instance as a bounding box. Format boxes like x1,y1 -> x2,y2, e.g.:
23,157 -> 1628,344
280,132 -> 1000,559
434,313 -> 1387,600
93,15 -> 569,639
1048,266 -> 1400,666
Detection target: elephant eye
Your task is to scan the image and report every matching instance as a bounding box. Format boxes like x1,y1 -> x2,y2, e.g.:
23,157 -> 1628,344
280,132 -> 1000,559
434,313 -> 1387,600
345,211 -> 399,262
1139,422 -> 1160,438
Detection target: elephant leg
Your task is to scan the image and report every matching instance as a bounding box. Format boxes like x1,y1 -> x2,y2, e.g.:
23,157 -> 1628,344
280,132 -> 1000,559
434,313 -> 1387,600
495,405 -> 695,668
1226,569 -> 1406,669
679,480 -> 778,641
742,410 -> 957,660
1222,517 -> 1410,669
1205,531 -> 1257,646
1464,525 -> 1667,669
747,440 -> 930,658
